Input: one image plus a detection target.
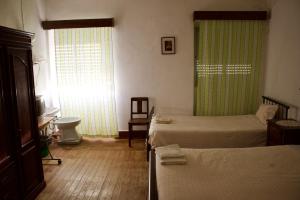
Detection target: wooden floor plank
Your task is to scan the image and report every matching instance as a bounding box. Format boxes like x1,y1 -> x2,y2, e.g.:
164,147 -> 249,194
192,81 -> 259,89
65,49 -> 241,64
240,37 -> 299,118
36,138 -> 148,200
89,152 -> 112,200
79,150 -> 103,200
47,149 -> 87,200
39,148 -> 77,200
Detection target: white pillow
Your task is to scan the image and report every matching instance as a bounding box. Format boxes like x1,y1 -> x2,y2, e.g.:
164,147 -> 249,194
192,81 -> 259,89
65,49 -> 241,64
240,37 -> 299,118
256,104 -> 278,125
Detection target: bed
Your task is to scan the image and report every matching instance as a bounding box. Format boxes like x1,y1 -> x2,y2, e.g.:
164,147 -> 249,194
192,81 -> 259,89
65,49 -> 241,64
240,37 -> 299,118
148,96 -> 289,149
149,145 -> 300,200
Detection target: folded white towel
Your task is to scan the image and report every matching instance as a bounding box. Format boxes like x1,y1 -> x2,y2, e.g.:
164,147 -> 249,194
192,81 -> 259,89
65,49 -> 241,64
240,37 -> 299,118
154,114 -> 172,124
160,157 -> 187,165
156,144 -> 180,150
156,148 -> 185,159
156,117 -> 172,124
156,144 -> 186,164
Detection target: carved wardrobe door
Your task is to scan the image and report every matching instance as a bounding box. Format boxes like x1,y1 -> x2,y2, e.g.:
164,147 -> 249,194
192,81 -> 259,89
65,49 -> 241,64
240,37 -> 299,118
0,44 -> 20,200
7,46 -> 44,199
0,26 -> 45,200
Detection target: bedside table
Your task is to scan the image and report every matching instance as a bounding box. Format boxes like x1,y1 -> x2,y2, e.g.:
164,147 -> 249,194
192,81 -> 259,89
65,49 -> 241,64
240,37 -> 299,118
267,119 -> 300,146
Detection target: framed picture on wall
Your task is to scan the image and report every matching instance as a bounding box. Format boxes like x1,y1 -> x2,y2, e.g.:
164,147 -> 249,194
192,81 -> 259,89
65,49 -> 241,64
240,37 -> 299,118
161,36 -> 175,54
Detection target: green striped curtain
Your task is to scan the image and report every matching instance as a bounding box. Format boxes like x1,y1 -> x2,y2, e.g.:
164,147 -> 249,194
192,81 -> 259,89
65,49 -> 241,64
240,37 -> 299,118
54,28 -> 118,136
194,20 -> 267,116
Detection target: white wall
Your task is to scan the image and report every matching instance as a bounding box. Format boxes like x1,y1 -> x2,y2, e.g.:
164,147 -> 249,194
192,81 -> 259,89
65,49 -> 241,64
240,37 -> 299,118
264,0 -> 300,120
3,0 -> 298,130
45,0 -> 268,130
0,0 -> 23,29
0,0 -> 50,105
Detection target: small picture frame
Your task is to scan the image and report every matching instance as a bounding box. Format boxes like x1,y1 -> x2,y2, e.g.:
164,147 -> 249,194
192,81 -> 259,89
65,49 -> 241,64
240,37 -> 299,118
161,36 -> 175,55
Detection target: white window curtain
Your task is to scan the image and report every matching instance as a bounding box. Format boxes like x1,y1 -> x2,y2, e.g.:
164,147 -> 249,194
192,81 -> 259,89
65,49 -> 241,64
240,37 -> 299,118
53,27 -> 118,136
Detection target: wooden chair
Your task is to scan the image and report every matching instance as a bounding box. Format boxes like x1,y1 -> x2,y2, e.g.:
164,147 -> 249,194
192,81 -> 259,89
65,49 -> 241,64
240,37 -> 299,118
128,97 -> 151,147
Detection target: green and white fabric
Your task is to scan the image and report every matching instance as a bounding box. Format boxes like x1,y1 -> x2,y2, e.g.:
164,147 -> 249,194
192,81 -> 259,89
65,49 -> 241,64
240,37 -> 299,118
194,20 -> 267,116
54,28 -> 118,136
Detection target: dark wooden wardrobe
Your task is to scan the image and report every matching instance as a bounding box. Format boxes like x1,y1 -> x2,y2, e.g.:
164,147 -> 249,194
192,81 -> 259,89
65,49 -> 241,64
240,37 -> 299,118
0,26 -> 45,199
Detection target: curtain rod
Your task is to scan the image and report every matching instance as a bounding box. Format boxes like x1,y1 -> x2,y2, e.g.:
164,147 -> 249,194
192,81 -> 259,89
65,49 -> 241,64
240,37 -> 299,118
193,11 -> 268,20
42,18 -> 114,30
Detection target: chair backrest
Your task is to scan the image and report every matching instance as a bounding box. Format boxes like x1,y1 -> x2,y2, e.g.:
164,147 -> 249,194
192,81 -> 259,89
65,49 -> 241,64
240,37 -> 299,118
131,97 -> 149,119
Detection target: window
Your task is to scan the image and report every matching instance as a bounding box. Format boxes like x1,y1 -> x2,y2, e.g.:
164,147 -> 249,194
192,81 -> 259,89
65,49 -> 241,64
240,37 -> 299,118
194,19 -> 267,116
52,27 -> 118,136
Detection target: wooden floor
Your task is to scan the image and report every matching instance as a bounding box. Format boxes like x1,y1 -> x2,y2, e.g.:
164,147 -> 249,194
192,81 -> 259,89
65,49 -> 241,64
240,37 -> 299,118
36,137 -> 148,200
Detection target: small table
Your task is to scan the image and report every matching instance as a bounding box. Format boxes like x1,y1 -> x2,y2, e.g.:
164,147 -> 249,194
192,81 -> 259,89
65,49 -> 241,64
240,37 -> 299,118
38,117 -> 62,165
38,116 -> 55,135
267,119 -> 300,146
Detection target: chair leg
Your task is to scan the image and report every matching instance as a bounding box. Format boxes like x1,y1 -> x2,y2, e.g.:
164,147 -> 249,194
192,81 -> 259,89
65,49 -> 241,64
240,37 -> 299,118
128,124 -> 132,147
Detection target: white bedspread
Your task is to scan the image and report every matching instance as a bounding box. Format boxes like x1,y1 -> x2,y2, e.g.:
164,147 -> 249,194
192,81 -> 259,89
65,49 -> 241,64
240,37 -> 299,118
156,145 -> 300,200
149,115 -> 266,148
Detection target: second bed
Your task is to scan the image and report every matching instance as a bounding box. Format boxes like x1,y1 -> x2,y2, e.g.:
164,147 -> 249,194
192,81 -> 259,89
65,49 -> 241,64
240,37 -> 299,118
149,145 -> 300,200
148,96 -> 289,149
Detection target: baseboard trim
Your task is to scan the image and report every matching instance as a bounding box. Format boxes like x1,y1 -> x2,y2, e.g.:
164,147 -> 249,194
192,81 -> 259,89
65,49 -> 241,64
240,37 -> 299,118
118,130 -> 147,139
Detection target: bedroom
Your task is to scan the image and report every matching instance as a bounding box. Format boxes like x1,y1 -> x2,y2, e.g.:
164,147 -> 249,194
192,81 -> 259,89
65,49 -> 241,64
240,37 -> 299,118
0,0 -> 299,199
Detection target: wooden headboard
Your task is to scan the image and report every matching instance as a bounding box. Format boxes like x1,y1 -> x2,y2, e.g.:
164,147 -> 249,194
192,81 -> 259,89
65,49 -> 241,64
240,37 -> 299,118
262,96 -> 290,120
